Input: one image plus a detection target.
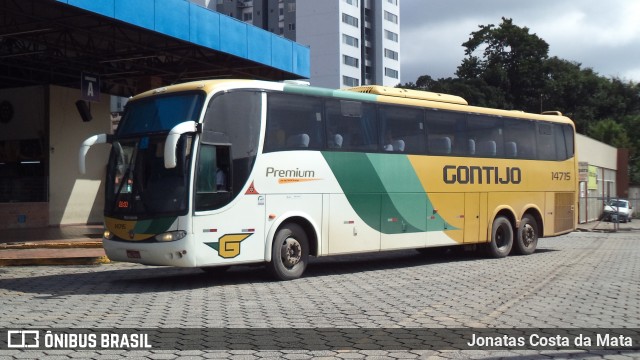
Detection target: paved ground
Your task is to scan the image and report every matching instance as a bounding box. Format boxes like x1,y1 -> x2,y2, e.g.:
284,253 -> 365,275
0,230 -> 639,359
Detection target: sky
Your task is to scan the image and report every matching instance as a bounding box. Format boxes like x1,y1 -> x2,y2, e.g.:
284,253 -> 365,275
400,0 -> 640,84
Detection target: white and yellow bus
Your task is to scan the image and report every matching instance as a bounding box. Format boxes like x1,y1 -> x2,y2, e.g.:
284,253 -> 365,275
79,79 -> 577,280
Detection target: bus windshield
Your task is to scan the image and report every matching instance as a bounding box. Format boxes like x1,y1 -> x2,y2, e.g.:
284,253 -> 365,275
117,92 -> 204,137
105,92 -> 204,217
105,134 -> 193,217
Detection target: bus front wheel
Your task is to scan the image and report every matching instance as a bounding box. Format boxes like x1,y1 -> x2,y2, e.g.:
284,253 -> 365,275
486,216 -> 513,258
514,214 -> 538,255
269,223 -> 309,281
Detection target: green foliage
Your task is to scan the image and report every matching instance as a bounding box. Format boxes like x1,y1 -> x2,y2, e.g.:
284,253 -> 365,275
587,119 -> 631,148
456,17 -> 549,112
399,17 -> 640,184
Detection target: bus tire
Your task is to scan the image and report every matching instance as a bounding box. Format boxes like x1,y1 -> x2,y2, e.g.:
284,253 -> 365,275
486,216 -> 513,258
269,223 -> 309,281
514,214 -> 538,255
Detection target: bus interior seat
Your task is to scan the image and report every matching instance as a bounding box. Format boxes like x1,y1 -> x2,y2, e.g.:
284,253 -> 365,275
468,139 -> 476,155
328,134 -> 343,149
429,136 -> 451,154
505,141 -> 518,158
392,139 -> 405,152
477,140 -> 497,157
286,133 -> 310,148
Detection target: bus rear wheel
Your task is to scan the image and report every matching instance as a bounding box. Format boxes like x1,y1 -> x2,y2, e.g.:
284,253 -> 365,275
269,223 -> 309,281
514,214 -> 538,255
486,216 -> 513,258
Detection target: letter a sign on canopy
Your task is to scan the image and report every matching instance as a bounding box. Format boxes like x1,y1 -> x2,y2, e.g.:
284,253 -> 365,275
81,72 -> 100,102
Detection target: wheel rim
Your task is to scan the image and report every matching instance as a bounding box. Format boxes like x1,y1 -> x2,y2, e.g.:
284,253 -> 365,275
521,223 -> 535,247
281,237 -> 302,268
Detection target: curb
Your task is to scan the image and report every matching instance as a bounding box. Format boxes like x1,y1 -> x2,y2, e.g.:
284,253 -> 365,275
0,256 -> 111,266
0,241 -> 103,250
0,240 -> 109,267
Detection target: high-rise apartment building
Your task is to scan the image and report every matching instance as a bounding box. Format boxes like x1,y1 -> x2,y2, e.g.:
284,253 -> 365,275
192,0 -> 400,89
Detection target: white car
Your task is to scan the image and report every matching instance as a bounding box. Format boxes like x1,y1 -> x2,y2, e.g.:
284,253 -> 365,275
603,199 -> 634,223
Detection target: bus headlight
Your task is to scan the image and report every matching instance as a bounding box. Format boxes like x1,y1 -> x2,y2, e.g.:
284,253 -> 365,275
155,231 -> 187,242
103,230 -> 114,240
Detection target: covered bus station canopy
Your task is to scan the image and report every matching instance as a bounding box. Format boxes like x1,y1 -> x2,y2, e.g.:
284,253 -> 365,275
0,0 -> 310,229
0,0 -> 310,97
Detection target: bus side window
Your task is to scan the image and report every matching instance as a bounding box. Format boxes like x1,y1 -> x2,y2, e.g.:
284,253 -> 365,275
554,123 -> 572,160
379,105 -> 424,153
265,93 -> 324,151
561,124 -> 575,159
536,123 -> 557,160
326,100 -> 377,152
467,115 -> 503,158
195,144 -> 231,211
504,118 -> 535,159
425,109 -> 465,156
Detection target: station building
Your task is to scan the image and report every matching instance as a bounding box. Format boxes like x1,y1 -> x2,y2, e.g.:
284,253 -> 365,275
0,0 -> 310,229
576,134 -> 631,223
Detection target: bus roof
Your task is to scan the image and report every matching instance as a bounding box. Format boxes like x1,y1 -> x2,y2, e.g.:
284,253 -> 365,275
346,85 -> 468,105
128,79 -> 574,127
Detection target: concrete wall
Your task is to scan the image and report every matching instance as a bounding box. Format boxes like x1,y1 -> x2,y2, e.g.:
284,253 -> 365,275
48,85 -> 111,225
576,133 -> 619,223
576,133 -> 617,170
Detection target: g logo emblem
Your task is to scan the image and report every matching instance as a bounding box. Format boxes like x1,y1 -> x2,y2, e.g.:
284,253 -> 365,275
205,234 -> 252,259
218,234 -> 252,258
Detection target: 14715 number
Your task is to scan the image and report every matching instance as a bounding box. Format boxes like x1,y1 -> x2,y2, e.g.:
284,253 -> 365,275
551,172 -> 571,181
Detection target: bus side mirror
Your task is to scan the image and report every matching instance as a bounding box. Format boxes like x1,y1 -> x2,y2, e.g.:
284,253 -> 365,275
79,134 -> 111,174
164,121 -> 199,169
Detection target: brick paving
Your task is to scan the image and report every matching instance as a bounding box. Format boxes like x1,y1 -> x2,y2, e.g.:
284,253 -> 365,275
0,230 -> 638,359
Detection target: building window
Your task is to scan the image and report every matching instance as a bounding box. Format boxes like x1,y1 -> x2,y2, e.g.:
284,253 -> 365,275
243,12 -> 253,21
387,0 -> 398,5
344,0 -> 358,6
342,34 -> 359,48
384,48 -> 398,60
288,23 -> 296,30
343,55 -> 359,68
342,13 -> 359,28
343,76 -> 360,87
385,30 -> 398,42
384,11 -> 398,24
287,3 -> 296,12
385,67 -> 399,79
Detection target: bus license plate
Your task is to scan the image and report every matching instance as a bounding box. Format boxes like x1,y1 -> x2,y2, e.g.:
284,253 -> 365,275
126,250 -> 141,259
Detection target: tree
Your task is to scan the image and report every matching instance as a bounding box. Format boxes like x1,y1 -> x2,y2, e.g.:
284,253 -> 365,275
587,118 -> 631,149
457,17 -> 549,112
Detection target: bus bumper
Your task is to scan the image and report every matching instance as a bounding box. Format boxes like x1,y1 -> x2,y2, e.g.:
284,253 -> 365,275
102,238 -> 196,267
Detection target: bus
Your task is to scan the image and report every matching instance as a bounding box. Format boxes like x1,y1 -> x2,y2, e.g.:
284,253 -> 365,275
79,79 -> 577,280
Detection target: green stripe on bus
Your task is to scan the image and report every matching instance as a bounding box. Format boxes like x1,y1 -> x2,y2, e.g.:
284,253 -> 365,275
283,84 -> 377,102
322,152 -> 454,234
